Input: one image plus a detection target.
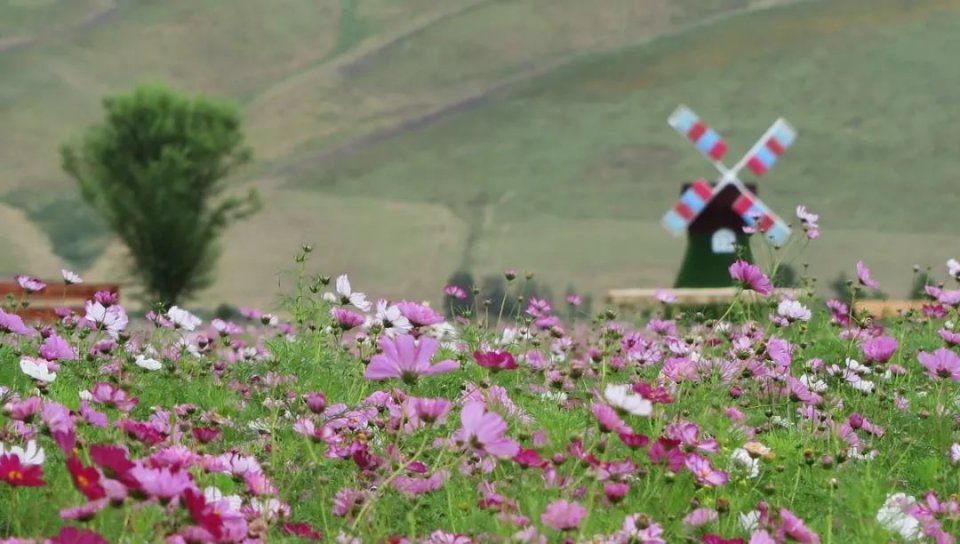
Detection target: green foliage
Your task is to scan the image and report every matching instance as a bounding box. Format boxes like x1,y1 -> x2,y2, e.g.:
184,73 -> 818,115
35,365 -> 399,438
909,266 -> 933,300
61,84 -> 258,304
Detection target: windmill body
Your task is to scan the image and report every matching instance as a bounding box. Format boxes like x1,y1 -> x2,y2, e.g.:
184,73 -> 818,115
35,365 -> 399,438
661,106 -> 796,287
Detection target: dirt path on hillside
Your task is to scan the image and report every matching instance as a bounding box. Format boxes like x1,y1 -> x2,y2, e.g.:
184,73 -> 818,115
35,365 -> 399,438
274,0 -> 804,179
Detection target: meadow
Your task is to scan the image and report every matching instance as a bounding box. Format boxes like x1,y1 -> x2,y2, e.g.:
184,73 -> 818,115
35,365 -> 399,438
1,231 -> 960,542
2,0 -> 960,310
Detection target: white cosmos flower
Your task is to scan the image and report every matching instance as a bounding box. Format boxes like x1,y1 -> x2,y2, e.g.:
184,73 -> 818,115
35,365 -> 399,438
950,443 -> 960,465
203,486 -> 244,511
135,354 -> 162,371
603,384 -> 653,416
848,376 -> 875,394
371,300 -> 411,336
20,357 -> 55,383
167,306 -> 202,331
61,269 -> 83,284
335,275 -> 371,312
84,301 -> 128,338
0,440 -> 45,466
948,259 -> 960,280
777,299 -> 811,322
739,510 -> 760,532
799,374 -> 828,393
876,493 -> 921,541
728,448 -> 760,479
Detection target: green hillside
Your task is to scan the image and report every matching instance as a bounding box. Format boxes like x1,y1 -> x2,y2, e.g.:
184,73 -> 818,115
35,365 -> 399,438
0,0 -> 957,308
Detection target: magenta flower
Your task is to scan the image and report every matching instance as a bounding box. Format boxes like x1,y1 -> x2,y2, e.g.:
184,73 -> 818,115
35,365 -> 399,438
541,500 -> 587,531
591,403 -> 631,434
473,350 -> 518,372
456,402 -> 520,459
918,348 -> 960,381
330,307 -> 365,330
304,392 -> 327,414
364,334 -> 459,384
728,260 -> 773,296
856,260 -> 880,289
685,454 -> 728,487
862,336 -> 898,363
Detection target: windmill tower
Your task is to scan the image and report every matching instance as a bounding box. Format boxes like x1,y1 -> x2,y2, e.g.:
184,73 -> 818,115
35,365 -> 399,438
661,105 -> 796,287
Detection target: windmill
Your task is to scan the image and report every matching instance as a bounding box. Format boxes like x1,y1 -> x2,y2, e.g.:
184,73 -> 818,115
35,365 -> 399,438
661,105 -> 797,287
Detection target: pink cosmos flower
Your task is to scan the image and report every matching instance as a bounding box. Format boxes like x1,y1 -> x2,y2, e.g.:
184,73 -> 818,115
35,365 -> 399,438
364,334 -> 459,384
917,348 -> 960,381
39,334 -> 77,361
795,206 -> 820,239
604,481 -> 629,503
304,392 -> 327,414
540,500 -> 586,531
938,329 -> 960,346
3,396 -> 41,421
684,507 -> 719,527
776,508 -> 820,543
411,397 -> 452,424
861,336 -> 898,363
591,403 -> 631,434
15,275 -> 46,292
656,289 -> 677,304
456,402 -> 520,459
330,307 -> 365,330
856,260 -> 880,289
729,260 -> 773,296
473,350 -> 518,372
0,308 -> 36,337
129,465 -> 194,500
444,285 -> 468,300
396,300 -> 444,327
685,454 -> 728,487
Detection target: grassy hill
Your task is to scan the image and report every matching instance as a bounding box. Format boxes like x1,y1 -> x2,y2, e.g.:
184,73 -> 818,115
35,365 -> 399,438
1,0 -> 958,309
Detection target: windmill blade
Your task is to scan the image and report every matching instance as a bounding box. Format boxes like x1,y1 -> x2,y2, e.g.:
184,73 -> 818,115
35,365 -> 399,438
731,189 -> 791,247
740,118 -> 797,177
667,105 -> 729,162
661,179 -> 715,235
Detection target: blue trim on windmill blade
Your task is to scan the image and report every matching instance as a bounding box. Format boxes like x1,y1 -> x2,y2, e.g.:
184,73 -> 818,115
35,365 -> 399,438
753,146 -> 777,170
764,222 -> 791,246
680,189 -> 707,215
740,203 -> 768,225
694,130 -> 721,156
661,210 -> 687,234
772,122 -> 796,148
669,109 -> 698,133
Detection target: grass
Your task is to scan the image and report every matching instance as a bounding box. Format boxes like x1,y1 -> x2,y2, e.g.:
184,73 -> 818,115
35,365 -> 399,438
1,253 -> 959,541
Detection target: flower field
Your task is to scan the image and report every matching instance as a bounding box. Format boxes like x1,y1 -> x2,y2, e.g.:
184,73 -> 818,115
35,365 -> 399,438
2,257 -> 960,543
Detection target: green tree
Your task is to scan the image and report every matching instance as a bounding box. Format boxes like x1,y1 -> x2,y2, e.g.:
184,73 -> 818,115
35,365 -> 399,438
62,84 -> 258,304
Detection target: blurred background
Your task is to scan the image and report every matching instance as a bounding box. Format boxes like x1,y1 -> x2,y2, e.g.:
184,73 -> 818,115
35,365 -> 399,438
1,0 -> 958,311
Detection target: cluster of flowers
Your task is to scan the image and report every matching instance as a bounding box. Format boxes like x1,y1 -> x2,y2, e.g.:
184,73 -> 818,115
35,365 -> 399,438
3,245 -> 960,542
